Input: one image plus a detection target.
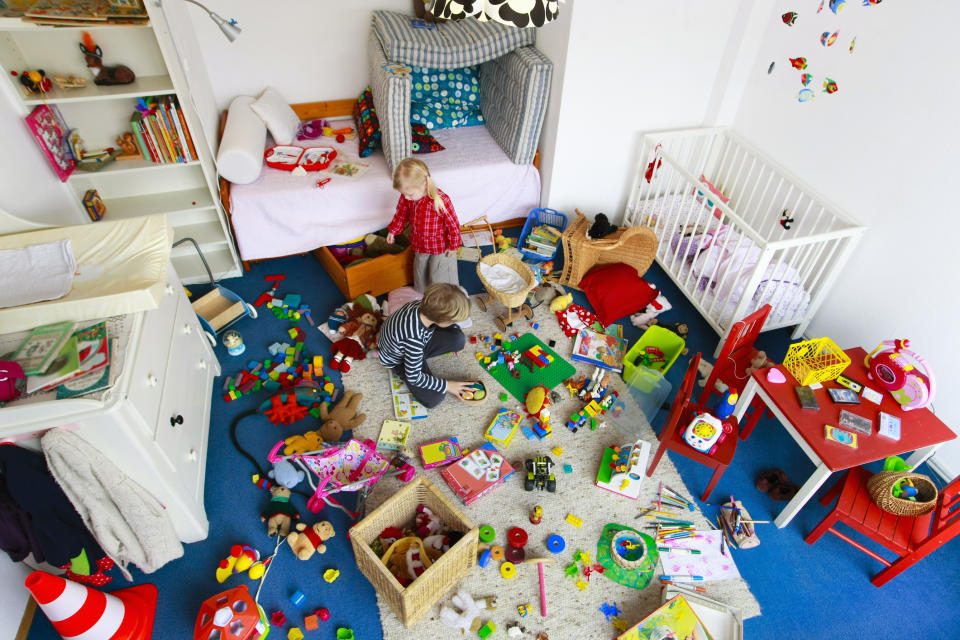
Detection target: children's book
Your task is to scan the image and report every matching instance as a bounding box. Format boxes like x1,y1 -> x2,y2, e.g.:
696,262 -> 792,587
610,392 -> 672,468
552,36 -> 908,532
44,322 -> 110,395
24,335 -> 79,394
12,321 -> 76,375
390,372 -> 428,420
440,441 -> 515,505
377,419 -> 412,450
24,105 -> 74,182
419,437 -> 464,470
57,341 -> 114,399
484,408 -> 523,449
571,329 -> 628,372
617,595 -> 716,640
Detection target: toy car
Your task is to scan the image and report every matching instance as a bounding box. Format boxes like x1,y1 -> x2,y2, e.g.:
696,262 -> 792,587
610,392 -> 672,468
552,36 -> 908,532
524,456 -> 556,492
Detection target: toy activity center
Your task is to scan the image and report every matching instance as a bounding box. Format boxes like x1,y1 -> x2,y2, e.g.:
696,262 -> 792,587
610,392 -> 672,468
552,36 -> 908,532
1,2 -> 959,640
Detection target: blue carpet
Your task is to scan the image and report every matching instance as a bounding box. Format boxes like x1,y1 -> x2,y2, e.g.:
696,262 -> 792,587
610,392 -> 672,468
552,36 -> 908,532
25,240 -> 960,640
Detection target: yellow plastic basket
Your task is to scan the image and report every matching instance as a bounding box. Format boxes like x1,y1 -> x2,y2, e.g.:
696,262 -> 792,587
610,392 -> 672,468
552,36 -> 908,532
782,337 -> 851,386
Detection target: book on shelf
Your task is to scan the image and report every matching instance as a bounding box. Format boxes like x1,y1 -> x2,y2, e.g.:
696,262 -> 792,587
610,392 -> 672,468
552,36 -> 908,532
439,441 -> 515,505
24,335 -> 79,394
571,328 -> 628,372
26,321 -> 110,394
167,97 -> 195,162
173,101 -> 198,161
11,321 -> 76,376
129,113 -> 153,161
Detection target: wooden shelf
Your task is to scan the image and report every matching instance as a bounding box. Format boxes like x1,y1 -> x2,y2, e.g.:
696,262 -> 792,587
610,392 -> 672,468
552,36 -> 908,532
69,158 -> 200,178
21,74 -> 175,105
0,18 -> 151,32
173,244 -> 239,285
99,187 -> 214,221
171,221 -> 230,254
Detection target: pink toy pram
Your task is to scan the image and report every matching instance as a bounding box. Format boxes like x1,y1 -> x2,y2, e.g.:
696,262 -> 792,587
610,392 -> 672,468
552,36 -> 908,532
267,438 -> 395,518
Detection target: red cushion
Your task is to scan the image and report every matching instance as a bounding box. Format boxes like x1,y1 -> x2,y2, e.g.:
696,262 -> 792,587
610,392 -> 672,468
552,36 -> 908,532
579,263 -> 659,326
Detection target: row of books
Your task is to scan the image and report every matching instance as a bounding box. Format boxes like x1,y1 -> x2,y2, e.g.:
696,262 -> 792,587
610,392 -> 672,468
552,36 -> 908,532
523,223 -> 562,257
10,320 -> 113,399
130,96 -> 198,164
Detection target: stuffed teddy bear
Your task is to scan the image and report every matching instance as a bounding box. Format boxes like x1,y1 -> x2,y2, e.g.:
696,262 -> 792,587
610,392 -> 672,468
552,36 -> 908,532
268,459 -> 304,489
549,292 -> 573,313
439,590 -> 497,634
283,430 -> 323,456
629,294 -> 672,330
318,390 -> 366,441
286,521 -> 335,560
587,213 -> 619,239
261,486 -> 299,537
744,350 -> 772,376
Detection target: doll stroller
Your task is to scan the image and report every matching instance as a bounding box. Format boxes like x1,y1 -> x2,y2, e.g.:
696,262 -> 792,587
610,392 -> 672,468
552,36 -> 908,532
475,252 -> 536,332
267,438 -> 400,518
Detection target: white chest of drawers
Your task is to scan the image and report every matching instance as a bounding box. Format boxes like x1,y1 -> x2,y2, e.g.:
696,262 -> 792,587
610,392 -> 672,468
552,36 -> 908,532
0,264 -> 220,543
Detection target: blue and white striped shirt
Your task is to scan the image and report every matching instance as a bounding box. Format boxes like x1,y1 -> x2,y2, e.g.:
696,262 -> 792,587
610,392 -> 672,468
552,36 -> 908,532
378,301 -> 446,393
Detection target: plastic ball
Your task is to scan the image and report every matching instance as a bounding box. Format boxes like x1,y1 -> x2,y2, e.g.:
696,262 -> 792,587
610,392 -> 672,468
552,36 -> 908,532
317,608 -> 330,621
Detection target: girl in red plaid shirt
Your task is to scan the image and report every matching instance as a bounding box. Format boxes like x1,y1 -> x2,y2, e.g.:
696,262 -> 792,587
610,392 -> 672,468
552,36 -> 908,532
386,158 -> 462,292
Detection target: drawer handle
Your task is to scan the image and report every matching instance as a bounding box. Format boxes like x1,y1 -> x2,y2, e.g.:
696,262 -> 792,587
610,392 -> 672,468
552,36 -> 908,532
187,448 -> 197,461
198,359 -> 207,370
170,414 -> 184,427
182,323 -> 192,335
164,284 -> 175,296
146,374 -> 159,387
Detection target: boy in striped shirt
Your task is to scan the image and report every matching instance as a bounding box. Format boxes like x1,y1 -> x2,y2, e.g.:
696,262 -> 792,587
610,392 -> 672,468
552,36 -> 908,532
378,283 -> 477,408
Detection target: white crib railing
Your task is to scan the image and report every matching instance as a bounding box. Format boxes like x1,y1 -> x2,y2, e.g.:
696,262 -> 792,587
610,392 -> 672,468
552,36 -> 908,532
624,128 -> 865,352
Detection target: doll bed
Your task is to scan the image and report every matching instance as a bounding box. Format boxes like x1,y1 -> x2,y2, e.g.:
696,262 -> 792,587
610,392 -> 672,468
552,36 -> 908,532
623,127 -> 865,350
0,214 -> 173,334
221,101 -> 541,264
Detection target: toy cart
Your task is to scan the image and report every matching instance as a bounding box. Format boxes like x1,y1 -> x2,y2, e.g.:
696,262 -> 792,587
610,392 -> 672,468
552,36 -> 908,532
475,252 -> 536,332
173,237 -> 257,347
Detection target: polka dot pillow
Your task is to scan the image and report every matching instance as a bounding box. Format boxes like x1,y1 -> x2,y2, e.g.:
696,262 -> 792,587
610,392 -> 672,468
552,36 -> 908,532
411,123 -> 445,154
410,65 -> 485,130
353,87 -> 381,157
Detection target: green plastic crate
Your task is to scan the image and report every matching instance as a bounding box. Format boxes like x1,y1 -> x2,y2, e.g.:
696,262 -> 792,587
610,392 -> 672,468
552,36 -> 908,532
622,326 -> 686,392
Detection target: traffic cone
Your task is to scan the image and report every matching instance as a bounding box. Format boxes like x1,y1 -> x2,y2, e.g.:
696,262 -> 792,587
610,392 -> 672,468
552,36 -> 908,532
25,571 -> 157,640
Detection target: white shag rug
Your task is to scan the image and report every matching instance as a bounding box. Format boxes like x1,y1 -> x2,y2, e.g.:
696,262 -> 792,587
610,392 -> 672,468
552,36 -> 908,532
341,297 -> 761,640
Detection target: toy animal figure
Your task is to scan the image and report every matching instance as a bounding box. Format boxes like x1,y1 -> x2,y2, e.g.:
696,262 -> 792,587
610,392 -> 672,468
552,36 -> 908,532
79,32 -> 135,86
268,458 -> 304,488
318,390 -> 366,441
283,429 -> 323,455
587,213 -> 619,239
439,589 -> 497,634
260,486 -> 299,537
286,521 -> 335,560
330,306 -> 383,372
18,69 -> 52,94
115,132 -> 140,160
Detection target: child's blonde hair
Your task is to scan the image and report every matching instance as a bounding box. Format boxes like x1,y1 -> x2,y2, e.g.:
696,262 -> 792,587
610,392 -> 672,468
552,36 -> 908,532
393,158 -> 446,213
420,283 -> 470,324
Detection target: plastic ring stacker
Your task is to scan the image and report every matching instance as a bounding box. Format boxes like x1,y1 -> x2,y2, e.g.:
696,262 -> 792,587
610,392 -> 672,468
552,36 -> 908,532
507,527 -> 528,548
479,525 -> 496,543
490,545 -> 504,562
546,534 -> 566,554
500,561 -> 517,579
505,546 -> 525,563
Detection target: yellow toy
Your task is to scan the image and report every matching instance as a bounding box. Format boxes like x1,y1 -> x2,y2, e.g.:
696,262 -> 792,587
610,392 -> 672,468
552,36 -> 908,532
549,293 -> 573,313
284,430 -> 323,456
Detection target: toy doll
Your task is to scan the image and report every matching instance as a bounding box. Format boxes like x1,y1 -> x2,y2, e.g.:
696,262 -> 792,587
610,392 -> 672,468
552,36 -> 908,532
330,306 -> 383,372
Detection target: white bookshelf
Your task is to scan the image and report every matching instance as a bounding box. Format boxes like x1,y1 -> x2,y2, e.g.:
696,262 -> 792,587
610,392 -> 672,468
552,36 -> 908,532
0,6 -> 240,284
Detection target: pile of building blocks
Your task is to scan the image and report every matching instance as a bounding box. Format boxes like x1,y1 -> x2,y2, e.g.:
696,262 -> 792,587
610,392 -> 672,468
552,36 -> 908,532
563,367 -> 619,433
472,333 -> 576,402
253,274 -> 314,324
521,344 -> 554,373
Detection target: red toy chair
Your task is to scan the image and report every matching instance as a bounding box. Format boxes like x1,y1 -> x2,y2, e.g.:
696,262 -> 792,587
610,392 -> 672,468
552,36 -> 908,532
647,353 -> 739,502
805,466 -> 960,587
699,304 -> 772,440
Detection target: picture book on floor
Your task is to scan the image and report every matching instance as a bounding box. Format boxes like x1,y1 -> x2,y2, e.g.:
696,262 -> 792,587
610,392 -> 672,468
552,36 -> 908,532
377,419 -> 412,450
390,372 -> 428,420
571,328 -> 628,372
440,441 -> 515,505
617,594 -> 714,640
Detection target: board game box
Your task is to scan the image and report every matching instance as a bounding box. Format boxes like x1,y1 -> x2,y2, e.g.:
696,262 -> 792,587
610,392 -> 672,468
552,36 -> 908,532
440,441 -> 515,505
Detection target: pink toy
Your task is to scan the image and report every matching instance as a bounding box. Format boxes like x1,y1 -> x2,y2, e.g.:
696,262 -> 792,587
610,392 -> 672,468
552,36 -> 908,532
297,119 -> 330,140
865,339 -> 935,411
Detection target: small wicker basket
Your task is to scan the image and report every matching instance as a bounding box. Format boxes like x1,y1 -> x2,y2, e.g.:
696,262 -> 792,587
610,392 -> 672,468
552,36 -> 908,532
476,252 -> 536,308
866,471 -> 938,517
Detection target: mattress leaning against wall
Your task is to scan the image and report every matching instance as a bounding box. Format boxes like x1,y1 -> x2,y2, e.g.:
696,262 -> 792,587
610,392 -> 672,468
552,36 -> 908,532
0,215 -> 173,334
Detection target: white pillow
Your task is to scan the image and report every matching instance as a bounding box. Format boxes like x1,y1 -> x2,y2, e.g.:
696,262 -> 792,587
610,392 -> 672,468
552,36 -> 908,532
250,87 -> 300,145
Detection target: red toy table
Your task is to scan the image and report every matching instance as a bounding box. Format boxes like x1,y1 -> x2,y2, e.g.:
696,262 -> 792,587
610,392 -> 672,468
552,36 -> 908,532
732,347 -> 956,528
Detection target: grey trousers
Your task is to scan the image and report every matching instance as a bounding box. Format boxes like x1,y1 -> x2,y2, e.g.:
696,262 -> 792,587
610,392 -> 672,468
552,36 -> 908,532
413,251 -> 459,292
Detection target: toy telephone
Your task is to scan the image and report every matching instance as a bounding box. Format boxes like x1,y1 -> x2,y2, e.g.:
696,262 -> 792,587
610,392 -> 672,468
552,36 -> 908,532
683,413 -> 733,455
865,339 -> 935,411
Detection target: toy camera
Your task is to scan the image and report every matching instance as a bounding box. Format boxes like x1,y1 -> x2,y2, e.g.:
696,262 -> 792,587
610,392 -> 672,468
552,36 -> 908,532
865,339 -> 935,411
683,413 -> 733,455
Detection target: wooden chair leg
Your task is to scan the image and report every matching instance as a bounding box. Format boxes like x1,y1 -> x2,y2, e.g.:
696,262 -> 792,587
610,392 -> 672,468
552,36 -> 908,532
646,443 -> 667,477
804,511 -> 840,545
701,464 -> 727,502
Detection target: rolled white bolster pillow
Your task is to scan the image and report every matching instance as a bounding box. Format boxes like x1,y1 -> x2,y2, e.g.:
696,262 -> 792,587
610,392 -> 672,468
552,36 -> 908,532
216,95 -> 266,184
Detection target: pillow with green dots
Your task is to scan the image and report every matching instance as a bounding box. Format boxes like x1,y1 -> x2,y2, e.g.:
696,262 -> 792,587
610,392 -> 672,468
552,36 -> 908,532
409,66 -> 484,131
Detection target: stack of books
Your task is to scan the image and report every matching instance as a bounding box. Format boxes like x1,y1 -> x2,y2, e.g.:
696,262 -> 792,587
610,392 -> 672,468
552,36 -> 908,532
523,224 -> 562,258
130,96 -> 199,164
11,321 -> 112,398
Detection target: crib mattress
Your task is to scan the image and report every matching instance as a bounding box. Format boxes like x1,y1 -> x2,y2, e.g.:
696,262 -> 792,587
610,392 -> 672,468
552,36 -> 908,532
0,215 -> 172,334
228,123 -> 541,261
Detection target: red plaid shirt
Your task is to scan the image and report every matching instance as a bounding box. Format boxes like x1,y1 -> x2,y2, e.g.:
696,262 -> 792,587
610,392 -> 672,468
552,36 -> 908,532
387,189 -> 462,255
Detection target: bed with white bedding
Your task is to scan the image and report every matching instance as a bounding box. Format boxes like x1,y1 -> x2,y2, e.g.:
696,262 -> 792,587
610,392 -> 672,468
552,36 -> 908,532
224,117 -> 540,263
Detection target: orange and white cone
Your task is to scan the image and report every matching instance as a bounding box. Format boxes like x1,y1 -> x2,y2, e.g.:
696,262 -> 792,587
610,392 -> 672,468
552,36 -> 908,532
25,571 -> 157,640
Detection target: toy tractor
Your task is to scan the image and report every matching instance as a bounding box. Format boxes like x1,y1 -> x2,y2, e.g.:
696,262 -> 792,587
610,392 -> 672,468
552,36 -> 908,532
524,456 -> 556,492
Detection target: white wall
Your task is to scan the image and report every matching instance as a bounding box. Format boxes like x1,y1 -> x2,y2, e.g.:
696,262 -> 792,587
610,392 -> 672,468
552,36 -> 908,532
0,554 -> 30,640
732,0 -> 960,477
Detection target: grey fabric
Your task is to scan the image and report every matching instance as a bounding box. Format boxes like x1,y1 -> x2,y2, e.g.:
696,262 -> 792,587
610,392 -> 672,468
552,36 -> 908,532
373,9 -> 534,69
369,27 -> 412,175
413,251 -> 459,292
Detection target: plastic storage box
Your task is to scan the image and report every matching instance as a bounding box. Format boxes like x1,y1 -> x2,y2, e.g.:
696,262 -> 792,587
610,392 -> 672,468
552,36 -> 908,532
622,326 -> 686,392
518,208 -> 567,262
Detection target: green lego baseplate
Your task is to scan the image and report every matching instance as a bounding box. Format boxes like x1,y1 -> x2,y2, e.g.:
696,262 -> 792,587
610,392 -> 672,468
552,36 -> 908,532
476,332 -> 575,402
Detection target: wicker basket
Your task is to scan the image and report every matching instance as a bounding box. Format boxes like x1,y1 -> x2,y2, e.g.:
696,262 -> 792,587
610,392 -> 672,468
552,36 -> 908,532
476,252 -> 536,308
557,209 -> 658,289
349,476 -> 478,627
782,337 -> 851,386
866,471 -> 938,517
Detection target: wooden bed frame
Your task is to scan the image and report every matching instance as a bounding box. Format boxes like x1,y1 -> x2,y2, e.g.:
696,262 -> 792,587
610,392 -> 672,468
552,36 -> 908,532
216,99 -> 536,273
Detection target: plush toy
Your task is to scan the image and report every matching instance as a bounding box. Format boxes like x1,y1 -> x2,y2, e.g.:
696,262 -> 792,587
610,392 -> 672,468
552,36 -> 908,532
647,320 -> 690,355
587,213 -> 619,239
318,390 -> 366,441
268,459 -> 305,489
330,305 -> 383,372
79,32 -> 135,86
261,486 -> 299,537
414,505 -> 441,538
629,294 -> 672,330
283,430 -> 323,456
549,292 -> 573,313
744,350 -> 772,376
286,521 -> 335,560
423,533 -> 453,562
697,359 -> 729,393
439,590 -> 497,634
